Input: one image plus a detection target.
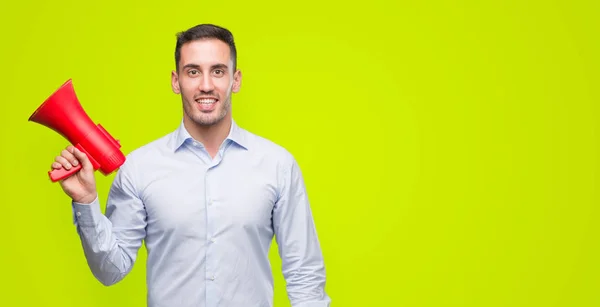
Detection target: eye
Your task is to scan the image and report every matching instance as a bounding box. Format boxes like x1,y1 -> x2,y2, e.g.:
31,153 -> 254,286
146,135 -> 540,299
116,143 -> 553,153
213,69 -> 224,76
188,69 -> 200,77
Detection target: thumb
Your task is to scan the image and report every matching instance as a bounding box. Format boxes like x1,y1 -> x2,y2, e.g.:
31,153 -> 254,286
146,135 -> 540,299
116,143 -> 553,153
71,147 -> 93,171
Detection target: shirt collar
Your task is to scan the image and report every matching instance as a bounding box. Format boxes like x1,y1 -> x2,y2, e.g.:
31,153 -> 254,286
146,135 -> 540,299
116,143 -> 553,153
171,119 -> 249,152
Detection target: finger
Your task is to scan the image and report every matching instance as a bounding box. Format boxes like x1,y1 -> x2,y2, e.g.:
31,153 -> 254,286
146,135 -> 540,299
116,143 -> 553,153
55,155 -> 72,170
51,162 -> 62,170
61,149 -> 78,167
71,147 -> 92,171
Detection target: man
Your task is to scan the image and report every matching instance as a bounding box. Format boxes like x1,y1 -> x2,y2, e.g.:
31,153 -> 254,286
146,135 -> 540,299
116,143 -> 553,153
51,23 -> 331,307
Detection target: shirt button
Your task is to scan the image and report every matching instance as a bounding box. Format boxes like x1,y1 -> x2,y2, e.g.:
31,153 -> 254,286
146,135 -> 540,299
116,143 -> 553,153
210,237 -> 215,243
211,276 -> 215,281
76,212 -> 81,217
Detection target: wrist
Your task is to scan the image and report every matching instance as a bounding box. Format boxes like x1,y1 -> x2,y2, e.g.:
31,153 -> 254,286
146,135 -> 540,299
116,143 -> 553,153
74,193 -> 97,205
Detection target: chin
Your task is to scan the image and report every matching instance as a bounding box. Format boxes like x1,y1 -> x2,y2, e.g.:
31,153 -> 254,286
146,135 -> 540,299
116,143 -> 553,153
190,113 -> 226,127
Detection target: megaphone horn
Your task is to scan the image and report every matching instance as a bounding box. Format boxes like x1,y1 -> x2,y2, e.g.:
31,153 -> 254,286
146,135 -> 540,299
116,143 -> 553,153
29,79 -> 126,182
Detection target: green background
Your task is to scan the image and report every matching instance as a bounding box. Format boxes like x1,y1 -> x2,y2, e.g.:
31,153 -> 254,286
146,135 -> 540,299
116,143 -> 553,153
1,0 -> 598,306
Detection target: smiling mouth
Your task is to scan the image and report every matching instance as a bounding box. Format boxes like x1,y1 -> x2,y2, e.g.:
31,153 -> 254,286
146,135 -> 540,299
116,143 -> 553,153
196,98 -> 218,104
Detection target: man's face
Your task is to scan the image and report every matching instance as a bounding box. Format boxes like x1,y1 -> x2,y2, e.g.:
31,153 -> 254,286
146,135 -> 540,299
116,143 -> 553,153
171,38 -> 241,127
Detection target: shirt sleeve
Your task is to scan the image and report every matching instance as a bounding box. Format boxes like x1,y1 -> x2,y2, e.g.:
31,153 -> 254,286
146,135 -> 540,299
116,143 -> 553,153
72,158 -> 147,286
272,156 -> 331,307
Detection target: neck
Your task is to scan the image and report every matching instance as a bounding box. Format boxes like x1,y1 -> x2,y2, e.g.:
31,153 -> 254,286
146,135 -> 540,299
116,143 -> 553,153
183,114 -> 232,158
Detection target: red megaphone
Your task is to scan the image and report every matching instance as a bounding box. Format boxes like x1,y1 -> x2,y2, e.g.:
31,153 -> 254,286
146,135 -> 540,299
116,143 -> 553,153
29,79 -> 126,182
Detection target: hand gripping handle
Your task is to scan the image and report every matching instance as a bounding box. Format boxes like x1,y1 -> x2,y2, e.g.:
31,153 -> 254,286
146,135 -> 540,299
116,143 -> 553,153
48,143 -> 100,182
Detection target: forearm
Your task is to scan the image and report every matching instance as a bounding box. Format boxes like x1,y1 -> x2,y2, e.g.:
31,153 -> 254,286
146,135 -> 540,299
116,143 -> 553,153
73,197 -> 136,286
280,238 -> 330,306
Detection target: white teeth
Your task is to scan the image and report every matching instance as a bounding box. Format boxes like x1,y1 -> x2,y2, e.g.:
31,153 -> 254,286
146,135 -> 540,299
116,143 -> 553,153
197,99 -> 216,104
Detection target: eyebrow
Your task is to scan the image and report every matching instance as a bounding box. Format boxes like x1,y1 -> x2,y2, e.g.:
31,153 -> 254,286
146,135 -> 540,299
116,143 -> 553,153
182,63 -> 229,71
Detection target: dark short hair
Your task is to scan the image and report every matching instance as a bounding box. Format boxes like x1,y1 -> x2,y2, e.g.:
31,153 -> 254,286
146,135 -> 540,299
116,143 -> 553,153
174,24 -> 237,72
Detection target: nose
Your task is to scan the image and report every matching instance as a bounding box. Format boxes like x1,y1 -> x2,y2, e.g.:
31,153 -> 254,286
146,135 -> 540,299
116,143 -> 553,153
199,74 -> 215,92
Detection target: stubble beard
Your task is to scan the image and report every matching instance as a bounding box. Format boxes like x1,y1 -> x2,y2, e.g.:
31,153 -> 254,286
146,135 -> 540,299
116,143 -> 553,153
184,96 -> 231,127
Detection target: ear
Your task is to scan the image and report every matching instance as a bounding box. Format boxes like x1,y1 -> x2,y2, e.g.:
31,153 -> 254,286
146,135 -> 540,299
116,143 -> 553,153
171,70 -> 181,94
232,69 -> 242,93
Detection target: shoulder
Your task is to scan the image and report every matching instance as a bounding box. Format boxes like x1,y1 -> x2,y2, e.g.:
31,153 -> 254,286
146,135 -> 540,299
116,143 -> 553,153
116,130 -> 176,172
108,130 -> 176,190
239,128 -> 306,187
243,128 -> 297,166
129,134 -> 172,161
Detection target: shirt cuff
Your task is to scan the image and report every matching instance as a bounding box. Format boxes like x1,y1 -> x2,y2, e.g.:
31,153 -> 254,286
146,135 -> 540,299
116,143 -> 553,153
294,300 -> 331,307
72,196 -> 103,227
294,301 -> 331,307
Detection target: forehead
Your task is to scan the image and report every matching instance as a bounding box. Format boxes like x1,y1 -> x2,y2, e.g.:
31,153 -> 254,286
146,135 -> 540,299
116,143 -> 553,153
179,39 -> 232,67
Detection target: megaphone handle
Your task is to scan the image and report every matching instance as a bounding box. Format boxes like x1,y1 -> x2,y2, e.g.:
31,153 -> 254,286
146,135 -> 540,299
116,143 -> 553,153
48,143 -> 100,182
48,164 -> 83,182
